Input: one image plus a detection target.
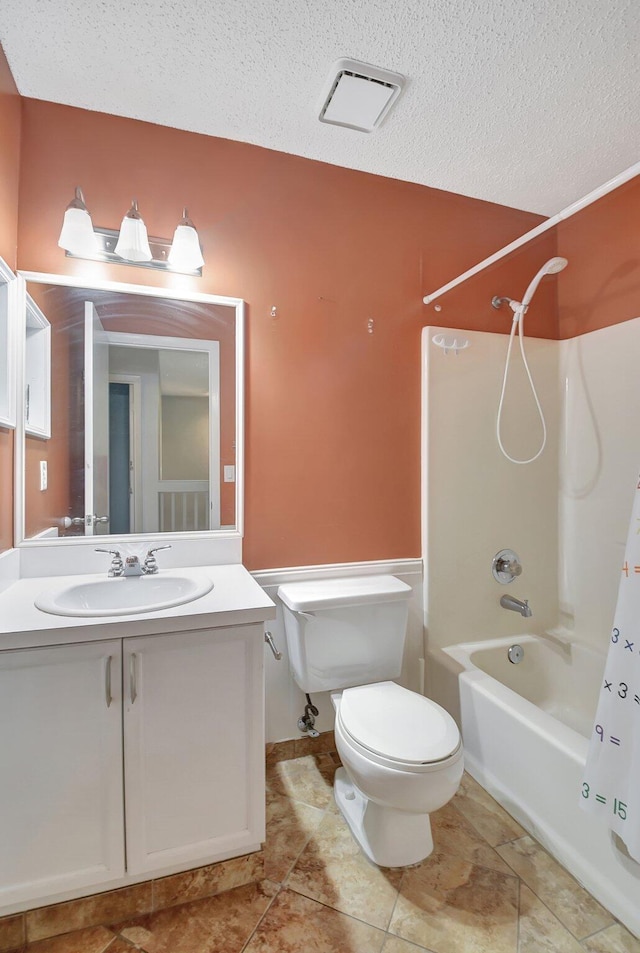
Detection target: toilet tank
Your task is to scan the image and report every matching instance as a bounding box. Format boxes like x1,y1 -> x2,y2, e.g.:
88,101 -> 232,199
277,575 -> 412,693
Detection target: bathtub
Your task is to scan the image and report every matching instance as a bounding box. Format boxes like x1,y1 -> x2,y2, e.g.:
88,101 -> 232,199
443,634 -> 640,938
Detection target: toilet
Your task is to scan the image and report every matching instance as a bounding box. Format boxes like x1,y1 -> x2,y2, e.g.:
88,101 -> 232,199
278,574 -> 463,868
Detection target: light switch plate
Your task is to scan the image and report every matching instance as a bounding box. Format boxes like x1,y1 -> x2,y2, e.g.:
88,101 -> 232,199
40,460 -> 47,490
224,465 -> 235,483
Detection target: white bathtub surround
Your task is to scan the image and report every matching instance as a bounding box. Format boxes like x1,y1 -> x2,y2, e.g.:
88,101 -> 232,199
421,326 -> 560,651
445,634 -> 640,938
582,473 -> 640,863
559,317 -> 640,646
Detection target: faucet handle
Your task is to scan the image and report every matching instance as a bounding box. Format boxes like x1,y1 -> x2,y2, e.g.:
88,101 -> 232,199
143,544 -> 172,574
492,549 -> 523,583
95,548 -> 124,577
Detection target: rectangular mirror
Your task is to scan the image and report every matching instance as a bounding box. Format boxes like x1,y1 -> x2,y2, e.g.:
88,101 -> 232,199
16,273 -> 244,545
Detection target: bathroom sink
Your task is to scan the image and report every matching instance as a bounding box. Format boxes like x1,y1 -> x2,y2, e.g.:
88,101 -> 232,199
35,573 -> 214,617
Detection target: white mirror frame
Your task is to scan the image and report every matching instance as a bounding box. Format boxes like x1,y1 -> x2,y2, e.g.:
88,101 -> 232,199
0,257 -> 18,430
14,272 -> 245,548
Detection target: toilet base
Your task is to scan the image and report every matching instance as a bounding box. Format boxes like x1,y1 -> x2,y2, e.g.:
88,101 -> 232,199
333,767 -> 434,868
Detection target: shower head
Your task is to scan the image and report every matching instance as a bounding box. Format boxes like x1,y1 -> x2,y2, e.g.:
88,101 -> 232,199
521,257 -> 568,308
491,295 -> 517,311
491,257 -> 568,312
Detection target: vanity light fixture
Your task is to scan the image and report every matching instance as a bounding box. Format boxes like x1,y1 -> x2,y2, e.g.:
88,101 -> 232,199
57,187 -> 98,256
114,199 -> 152,262
168,208 -> 205,271
58,189 -> 204,276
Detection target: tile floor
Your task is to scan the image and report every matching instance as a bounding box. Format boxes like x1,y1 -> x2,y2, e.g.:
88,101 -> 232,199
13,751 -> 640,953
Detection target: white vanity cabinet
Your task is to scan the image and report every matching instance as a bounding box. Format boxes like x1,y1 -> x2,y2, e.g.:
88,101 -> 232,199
123,625 -> 265,875
0,640 -> 125,907
0,621 -> 266,911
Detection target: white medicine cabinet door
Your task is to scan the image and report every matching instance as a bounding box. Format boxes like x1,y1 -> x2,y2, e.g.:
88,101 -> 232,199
0,258 -> 17,429
24,293 -> 51,438
123,625 -> 265,875
0,641 -> 125,908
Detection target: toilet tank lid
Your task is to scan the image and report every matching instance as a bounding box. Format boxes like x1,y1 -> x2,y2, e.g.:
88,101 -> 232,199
277,574 -> 411,612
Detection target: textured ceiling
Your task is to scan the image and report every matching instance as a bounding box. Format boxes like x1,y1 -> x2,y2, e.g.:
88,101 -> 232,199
1,0 -> 638,215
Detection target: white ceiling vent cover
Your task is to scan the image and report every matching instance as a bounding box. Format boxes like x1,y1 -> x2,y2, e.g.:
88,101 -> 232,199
318,58 -> 405,133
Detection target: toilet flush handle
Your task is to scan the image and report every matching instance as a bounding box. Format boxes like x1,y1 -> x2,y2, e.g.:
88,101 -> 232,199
295,610 -> 316,622
264,631 -> 282,661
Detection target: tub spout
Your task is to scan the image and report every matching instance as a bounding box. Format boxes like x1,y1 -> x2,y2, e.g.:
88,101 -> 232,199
500,595 -> 532,617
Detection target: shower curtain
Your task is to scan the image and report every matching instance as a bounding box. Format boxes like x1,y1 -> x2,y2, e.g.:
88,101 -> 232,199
581,473 -> 640,863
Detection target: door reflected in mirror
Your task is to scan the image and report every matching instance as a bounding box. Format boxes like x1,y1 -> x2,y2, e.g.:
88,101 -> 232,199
20,278 -> 242,543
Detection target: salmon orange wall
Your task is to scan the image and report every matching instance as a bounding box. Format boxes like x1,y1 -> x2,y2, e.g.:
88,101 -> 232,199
16,98 -> 552,569
0,45 -> 21,553
557,175 -> 640,339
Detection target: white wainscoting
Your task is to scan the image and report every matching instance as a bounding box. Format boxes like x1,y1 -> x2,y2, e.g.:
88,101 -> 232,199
252,558 -> 424,744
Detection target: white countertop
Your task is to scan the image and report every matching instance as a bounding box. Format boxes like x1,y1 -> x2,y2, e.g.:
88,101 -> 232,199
0,564 -> 276,651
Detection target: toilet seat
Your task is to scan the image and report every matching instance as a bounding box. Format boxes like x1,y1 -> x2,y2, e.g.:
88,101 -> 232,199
337,681 -> 461,771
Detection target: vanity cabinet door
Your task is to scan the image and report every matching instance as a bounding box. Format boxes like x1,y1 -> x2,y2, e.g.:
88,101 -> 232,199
123,624 -> 265,875
0,641 -> 125,908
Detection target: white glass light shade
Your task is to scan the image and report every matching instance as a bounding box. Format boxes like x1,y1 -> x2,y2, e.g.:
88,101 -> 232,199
114,203 -> 152,262
58,206 -> 97,255
168,223 -> 205,270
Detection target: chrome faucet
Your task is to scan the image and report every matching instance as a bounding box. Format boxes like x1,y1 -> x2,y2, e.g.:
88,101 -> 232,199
95,548 -> 124,577
96,544 -> 172,577
500,594 -> 532,617
142,545 -> 172,574
123,554 -> 143,577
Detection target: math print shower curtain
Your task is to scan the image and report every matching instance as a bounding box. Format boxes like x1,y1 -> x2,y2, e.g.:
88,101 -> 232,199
581,473 -> 640,863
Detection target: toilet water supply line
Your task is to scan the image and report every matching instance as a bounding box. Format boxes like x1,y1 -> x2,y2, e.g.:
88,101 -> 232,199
496,301 -> 547,465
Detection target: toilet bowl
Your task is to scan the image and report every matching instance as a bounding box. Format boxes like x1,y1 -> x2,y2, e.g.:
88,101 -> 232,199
277,574 -> 464,867
332,681 -> 463,867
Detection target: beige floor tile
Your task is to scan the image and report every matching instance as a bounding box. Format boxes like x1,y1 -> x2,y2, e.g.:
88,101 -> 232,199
518,884 -> 584,953
243,887 -> 386,953
293,730 -> 336,758
496,836 -> 614,940
23,926 -> 116,953
266,754 -> 337,810
389,852 -> 519,953
381,936 -> 436,952
582,923 -> 640,953
265,740 -> 297,766
264,792 -> 325,882
115,880 -> 278,953
287,810 -> 403,930
430,802 -> 516,876
453,773 -> 526,847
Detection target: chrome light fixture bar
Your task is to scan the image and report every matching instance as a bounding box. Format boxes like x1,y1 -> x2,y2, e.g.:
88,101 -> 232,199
59,189 -> 204,276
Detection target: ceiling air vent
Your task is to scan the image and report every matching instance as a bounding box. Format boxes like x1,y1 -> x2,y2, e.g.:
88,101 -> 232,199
318,58 -> 405,133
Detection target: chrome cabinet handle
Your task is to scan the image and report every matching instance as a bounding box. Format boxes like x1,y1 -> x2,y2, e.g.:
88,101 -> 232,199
93,515 -> 110,524
129,653 -> 138,704
105,655 -> 113,708
264,631 -> 283,661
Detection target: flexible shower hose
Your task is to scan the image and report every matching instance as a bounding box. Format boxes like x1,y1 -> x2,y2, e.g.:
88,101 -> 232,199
496,306 -> 547,464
